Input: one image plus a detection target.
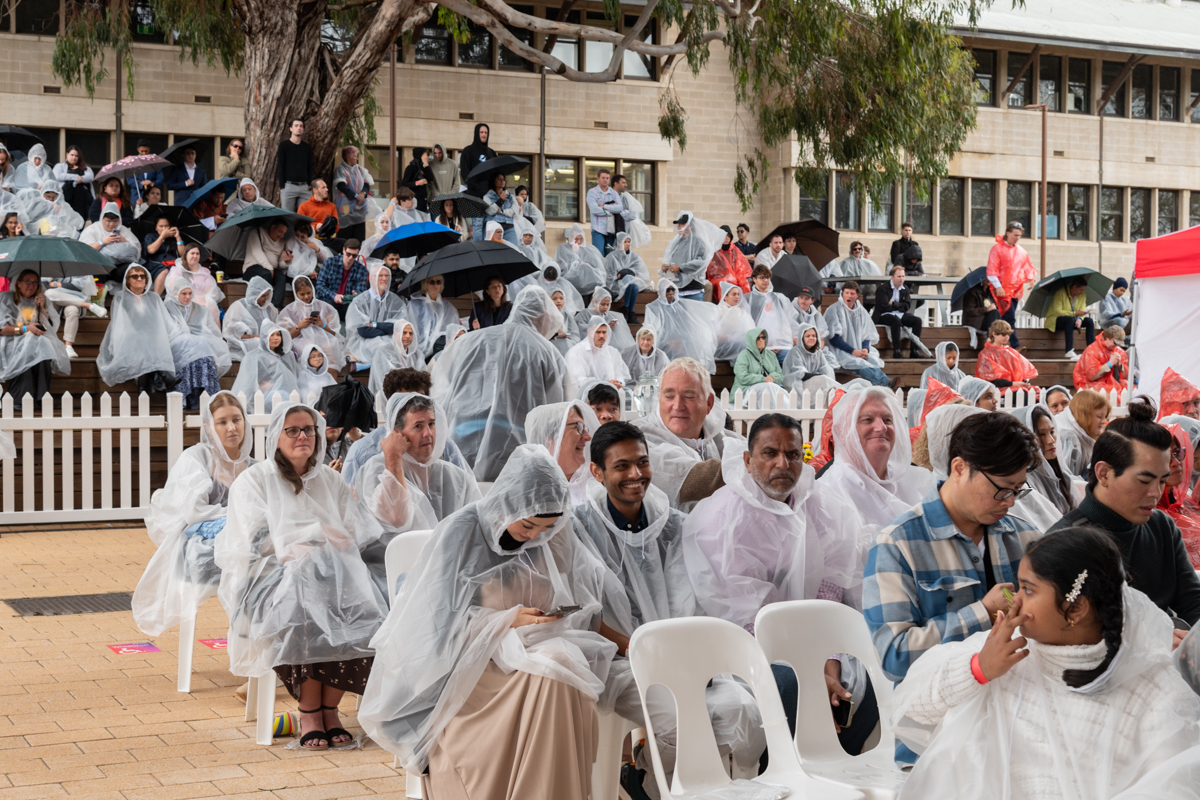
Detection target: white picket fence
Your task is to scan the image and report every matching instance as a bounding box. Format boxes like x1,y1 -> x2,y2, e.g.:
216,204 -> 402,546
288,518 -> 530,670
1,384 -> 1132,526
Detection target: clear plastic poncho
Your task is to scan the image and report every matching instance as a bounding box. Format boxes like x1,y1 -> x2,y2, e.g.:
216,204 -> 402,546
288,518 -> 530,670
603,232 -> 650,297
625,325 -> 671,381
356,445 -> 615,772
631,394 -> 737,510
17,183 -> 83,236
278,275 -> 344,367
959,376 -> 1000,408
523,399 -> 600,506
132,392 -> 255,636
214,402 -> 388,677
823,296 -> 884,370
554,223 -> 606,295
510,263 -> 585,319
78,216 -> 141,264
565,317 -> 632,389
431,286 -> 574,481
344,265 -> 410,363
579,288 -> 635,353
224,177 -> 274,216
164,275 -> 232,377
0,288 -> 71,383
222,276 -> 278,361
659,211 -> 725,289
407,290 -> 460,358
643,282 -> 720,372
367,319 -> 426,397
1055,408 -> 1097,480
362,213 -> 391,271
894,586 -> 1200,799
741,285 -> 795,351
715,282 -> 757,363
920,342 -> 966,391
229,321 -> 299,410
96,266 -> 176,385
792,297 -> 830,342
620,194 -> 653,248
285,234 -> 333,280
781,322 -> 839,393
295,343 -> 337,402
13,144 -> 53,190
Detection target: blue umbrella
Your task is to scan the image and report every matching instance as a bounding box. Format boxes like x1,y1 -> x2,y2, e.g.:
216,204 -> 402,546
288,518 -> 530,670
950,266 -> 989,312
370,221 -> 461,260
182,177 -> 239,209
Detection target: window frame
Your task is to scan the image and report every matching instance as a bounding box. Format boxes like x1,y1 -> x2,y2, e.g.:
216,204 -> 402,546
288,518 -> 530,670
1006,181 -> 1033,236
1101,61 -> 1127,117
1038,54 -> 1063,112
1159,66 -> 1181,122
1068,58 -> 1091,114
834,172 -> 860,231
1066,184 -> 1090,241
1157,189 -> 1179,236
1130,63 -> 1153,120
619,160 -> 655,224
970,179 -> 996,238
868,184 -> 895,233
1129,187 -> 1152,241
938,177 -> 965,236
973,49 -> 997,106
1100,186 -> 1124,242
543,156 -> 581,221
1006,52 -> 1031,109
903,179 -> 934,235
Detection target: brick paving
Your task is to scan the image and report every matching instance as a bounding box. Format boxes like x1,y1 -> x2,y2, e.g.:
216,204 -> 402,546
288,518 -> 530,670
0,526 -> 407,798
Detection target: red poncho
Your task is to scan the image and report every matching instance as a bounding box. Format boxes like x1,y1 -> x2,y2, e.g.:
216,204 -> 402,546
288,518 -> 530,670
986,235 -> 1035,315
1158,368 -> 1200,421
1073,339 -> 1128,393
706,247 -> 751,301
809,388 -> 845,471
910,379 -> 964,445
975,342 -> 1038,383
1158,423 -> 1200,568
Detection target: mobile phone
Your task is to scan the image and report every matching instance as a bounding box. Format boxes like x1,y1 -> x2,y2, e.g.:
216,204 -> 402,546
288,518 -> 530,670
544,605 -> 581,618
832,699 -> 855,728
309,312 -> 321,319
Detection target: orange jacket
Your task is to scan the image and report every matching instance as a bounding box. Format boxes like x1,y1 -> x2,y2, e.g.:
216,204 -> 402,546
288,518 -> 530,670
986,234 -> 1035,315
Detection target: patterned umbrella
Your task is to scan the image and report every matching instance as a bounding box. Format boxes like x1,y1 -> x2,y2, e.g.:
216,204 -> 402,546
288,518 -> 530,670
95,154 -> 174,183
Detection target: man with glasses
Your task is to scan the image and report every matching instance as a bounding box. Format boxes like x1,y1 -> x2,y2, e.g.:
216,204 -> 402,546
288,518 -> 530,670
315,238 -> 368,322
986,220 -> 1035,349
863,411 -> 1041,762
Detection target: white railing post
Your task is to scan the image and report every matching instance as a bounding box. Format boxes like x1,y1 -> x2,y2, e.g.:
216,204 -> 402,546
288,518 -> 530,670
138,392 -> 152,508
21,393 -> 34,513
61,393 -> 75,513
40,393 -> 54,512
118,393 -> 133,510
2,393 -> 13,515
99,393 -> 113,510
81,393 -> 94,512
167,391 -> 185,469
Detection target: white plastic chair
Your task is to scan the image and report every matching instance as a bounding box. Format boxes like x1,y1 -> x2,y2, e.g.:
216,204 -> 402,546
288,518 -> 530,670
177,608 -> 196,693
592,710 -> 635,800
383,530 -> 434,798
754,601 -> 907,800
243,672 -> 280,746
628,616 -> 863,800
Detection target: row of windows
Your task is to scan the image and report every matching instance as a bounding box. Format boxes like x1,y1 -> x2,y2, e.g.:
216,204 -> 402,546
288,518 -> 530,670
13,127 -> 239,182
972,48 -> 1200,122
801,172 -> 1200,243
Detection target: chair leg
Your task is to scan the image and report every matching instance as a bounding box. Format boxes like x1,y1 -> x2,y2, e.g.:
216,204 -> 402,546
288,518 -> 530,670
256,674 -> 275,746
244,675 -> 258,722
176,612 -> 196,694
405,771 -> 423,799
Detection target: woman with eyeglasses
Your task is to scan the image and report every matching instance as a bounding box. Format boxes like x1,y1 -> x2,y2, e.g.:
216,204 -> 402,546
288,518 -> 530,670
96,265 -> 178,395
0,269 -> 72,398
216,401 -> 404,750
523,400 -> 599,506
407,273 -> 458,358
218,139 -> 248,180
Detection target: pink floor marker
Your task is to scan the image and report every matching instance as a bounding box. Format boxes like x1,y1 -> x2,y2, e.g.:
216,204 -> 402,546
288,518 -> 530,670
199,638 -> 228,649
107,642 -> 161,655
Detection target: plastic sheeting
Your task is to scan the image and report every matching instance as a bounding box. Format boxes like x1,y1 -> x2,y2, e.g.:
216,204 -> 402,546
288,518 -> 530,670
781,323 -> 838,393
0,288 -> 70,383
644,283 -> 720,372
580,289 -> 635,354
357,445 -> 615,772
224,177 -> 274,216
523,400 -> 599,506
565,317 -> 632,389
631,397 -> 737,510
554,223 -> 607,295
621,194 -> 653,248
229,322 -> 299,410
366,319 -> 426,397
296,344 -> 337,402
96,266 -> 176,385
741,286 -> 795,351
822,297 -> 884,371
626,325 -> 670,381
920,342 -> 965,391
1157,368 -> 1200,421
407,290 -> 460,359
431,286 -> 574,481
278,275 -> 344,367
77,217 -> 140,263
17,183 -> 83,236
164,275 -> 231,377
166,262 -> 224,326
1073,339 -> 1128,393
660,211 -> 724,290
975,342 -> 1038,384
715,283 -> 756,363
1055,406 -> 1098,480
222,276 -> 278,361
1158,423 -> 1200,569
344,266 -> 410,363
959,376 -> 999,408
603,233 -> 650,298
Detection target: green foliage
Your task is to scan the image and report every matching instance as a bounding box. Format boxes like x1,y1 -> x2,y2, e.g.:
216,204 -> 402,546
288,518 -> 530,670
52,1 -> 136,97
343,77 -> 381,164
658,90 -> 688,151
153,0 -> 243,74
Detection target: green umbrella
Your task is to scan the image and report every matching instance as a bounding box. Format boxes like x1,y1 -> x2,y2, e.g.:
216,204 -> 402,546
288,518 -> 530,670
206,205 -> 314,260
0,235 -> 115,280
1021,268 -> 1114,317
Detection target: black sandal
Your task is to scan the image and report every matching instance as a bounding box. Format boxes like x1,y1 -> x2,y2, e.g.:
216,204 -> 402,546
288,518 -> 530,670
321,705 -> 354,746
297,707 -> 328,750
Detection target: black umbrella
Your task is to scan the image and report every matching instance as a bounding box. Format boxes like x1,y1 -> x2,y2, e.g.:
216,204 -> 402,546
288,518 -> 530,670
950,266 -> 989,312
160,138 -> 205,168
206,205 -> 314,260
754,220 -> 840,270
765,254 -> 823,300
398,240 -> 536,298
0,126 -> 45,154
0,236 -> 114,281
315,376 -> 378,433
131,205 -> 210,248
430,193 -> 490,219
465,155 -> 530,184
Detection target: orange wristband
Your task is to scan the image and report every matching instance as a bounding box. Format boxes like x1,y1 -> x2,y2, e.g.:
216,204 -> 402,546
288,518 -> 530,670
970,652 -> 989,685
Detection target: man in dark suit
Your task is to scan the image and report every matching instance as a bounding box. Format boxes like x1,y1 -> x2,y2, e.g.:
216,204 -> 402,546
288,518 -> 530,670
872,265 -> 923,358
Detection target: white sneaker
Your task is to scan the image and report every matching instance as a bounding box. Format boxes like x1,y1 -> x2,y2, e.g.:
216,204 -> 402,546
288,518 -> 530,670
1065,350 -> 1080,361
65,345 -> 79,359
89,303 -> 107,318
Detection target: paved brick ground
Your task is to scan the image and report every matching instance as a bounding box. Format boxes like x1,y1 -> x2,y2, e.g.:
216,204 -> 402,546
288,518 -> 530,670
0,526 -> 408,799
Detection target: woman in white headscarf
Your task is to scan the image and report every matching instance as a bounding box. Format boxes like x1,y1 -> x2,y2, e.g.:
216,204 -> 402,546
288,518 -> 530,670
279,275 -> 344,367
432,286 -> 574,481
547,289 -> 581,355
554,223 -> 606,296
295,343 -> 337,402
625,325 -> 669,382
512,262 -> 584,323
284,223 -> 333,280
163,275 -> 227,407
603,232 -> 649,323
13,143 -> 53,189
782,322 -> 840,394
361,213 -> 391,270
659,210 -> 724,298
958,376 -> 1000,411
96,265 -> 177,392
222,275 -> 277,362
357,445 -> 614,798
133,391 -> 254,637
167,243 -> 224,326
920,341 -> 966,391
224,177 -> 274,216
565,317 -> 631,390
367,319 -> 425,397
576,288 -> 635,354
216,402 -> 393,750
407,274 -> 459,358
344,264 -> 409,365
714,282 -> 756,363
643,282 -> 719,372
230,322 -> 299,410
524,400 -> 599,506
0,269 -> 71,398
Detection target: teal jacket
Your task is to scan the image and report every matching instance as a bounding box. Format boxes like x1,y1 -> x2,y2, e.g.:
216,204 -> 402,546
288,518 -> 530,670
732,327 -> 784,395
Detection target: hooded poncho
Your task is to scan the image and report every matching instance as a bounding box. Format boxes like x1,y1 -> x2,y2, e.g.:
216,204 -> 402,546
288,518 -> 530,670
406,288 -> 460,358
1158,368 -> 1200,420
222,276 -> 278,361
224,177 -> 274,216
577,288 -> 635,354
976,341 -> 1038,384
823,296 -> 884,371
659,211 -> 724,289
565,317 -> 632,388
625,325 -> 670,381
920,342 -> 966,391
295,343 -> 337,402
643,282 -> 719,372
18,183 -> 83,236
285,233 -> 333,281
278,275 -> 344,367
431,286 -> 574,481
13,144 -> 53,190
782,322 -> 838,393
164,274 -> 231,377
985,233 -> 1035,316
959,376 -> 1000,408
741,284 -> 795,351
1073,338 -> 1128,393
78,205 -> 140,262
344,265 -> 410,363
366,319 -> 426,397
523,400 -> 600,507
631,392 -> 739,511
603,232 -> 650,298
356,445 -> 614,772
96,266 -> 176,385
0,283 -> 71,383
229,322 -> 299,410
714,282 -> 756,363
791,297 -> 829,341
554,223 -> 606,296
132,392 -> 255,636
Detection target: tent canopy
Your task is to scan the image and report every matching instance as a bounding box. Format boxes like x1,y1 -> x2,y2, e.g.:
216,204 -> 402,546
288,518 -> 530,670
1135,224 -> 1200,280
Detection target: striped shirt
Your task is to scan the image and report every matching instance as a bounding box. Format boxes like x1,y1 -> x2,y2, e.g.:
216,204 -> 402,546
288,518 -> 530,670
863,483 -> 1042,683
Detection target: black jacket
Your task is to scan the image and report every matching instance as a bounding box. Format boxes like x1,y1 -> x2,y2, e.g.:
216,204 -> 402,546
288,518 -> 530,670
872,281 -> 913,323
889,236 -> 917,266
87,197 -> 134,227
400,157 -> 436,212
458,123 -> 497,197
1048,489 -> 1200,625
469,300 -> 511,329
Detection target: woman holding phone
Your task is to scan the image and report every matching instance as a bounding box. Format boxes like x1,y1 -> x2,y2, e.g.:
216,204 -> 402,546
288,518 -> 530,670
0,269 -> 71,398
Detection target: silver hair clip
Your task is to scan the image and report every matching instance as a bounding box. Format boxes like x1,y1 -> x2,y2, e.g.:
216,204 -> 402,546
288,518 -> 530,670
1065,569 -> 1088,605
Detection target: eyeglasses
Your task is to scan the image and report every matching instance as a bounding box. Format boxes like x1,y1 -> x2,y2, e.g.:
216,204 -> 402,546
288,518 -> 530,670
282,425 -> 318,439
231,145 -> 242,150
565,422 -> 587,436
981,471 -> 1034,502
427,279 -> 444,286
128,274 -> 147,281
851,246 -> 863,253
1171,446 -> 1184,463
17,279 -> 38,286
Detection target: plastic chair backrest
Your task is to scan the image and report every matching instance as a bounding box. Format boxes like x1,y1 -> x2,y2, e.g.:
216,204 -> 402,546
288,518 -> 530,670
384,530 -> 433,601
755,600 -> 896,763
628,616 -> 804,796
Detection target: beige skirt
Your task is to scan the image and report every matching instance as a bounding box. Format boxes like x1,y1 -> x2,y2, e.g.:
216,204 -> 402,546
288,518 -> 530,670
422,662 -> 599,800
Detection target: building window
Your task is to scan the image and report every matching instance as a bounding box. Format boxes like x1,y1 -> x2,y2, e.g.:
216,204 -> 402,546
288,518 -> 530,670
65,130 -> 110,170
1192,69 -> 1200,123
868,184 -> 894,232
1067,185 -> 1090,241
1131,64 -> 1152,119
903,180 -> 934,235
457,22 -> 494,68
583,12 -> 616,74
18,127 -> 59,163
973,50 -> 996,106
130,0 -> 167,43
798,174 -> 829,224
549,10 -> 581,72
1068,58 -> 1091,114
623,17 -> 657,80
1192,192 -> 1200,228
544,158 -> 579,220
620,162 -> 654,223
1129,188 -> 1151,241
1100,187 -> 1123,241
499,6 -> 535,70
505,156 -> 533,195
1101,61 -> 1127,117
1006,52 -> 1030,108
1006,181 -> 1032,234
1159,67 -> 1181,122
123,132 -> 168,158
1039,55 -> 1062,112
971,179 -> 995,237
414,21 -> 451,65
1158,189 -> 1179,235
14,0 -> 58,34
938,178 -> 964,236
834,173 -> 860,230
1041,183 -> 1061,239
367,146 -> 394,199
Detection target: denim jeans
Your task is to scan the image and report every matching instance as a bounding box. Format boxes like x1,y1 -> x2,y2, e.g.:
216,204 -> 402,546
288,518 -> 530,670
592,230 -> 615,255
621,283 -> 640,316
1000,302 -> 1020,348
855,366 -> 891,386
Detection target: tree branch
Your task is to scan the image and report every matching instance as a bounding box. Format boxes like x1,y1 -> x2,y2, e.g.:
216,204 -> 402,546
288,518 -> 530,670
328,0 -> 381,10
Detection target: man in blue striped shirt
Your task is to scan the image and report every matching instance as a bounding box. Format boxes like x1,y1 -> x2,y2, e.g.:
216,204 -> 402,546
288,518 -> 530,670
863,411 -> 1042,762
